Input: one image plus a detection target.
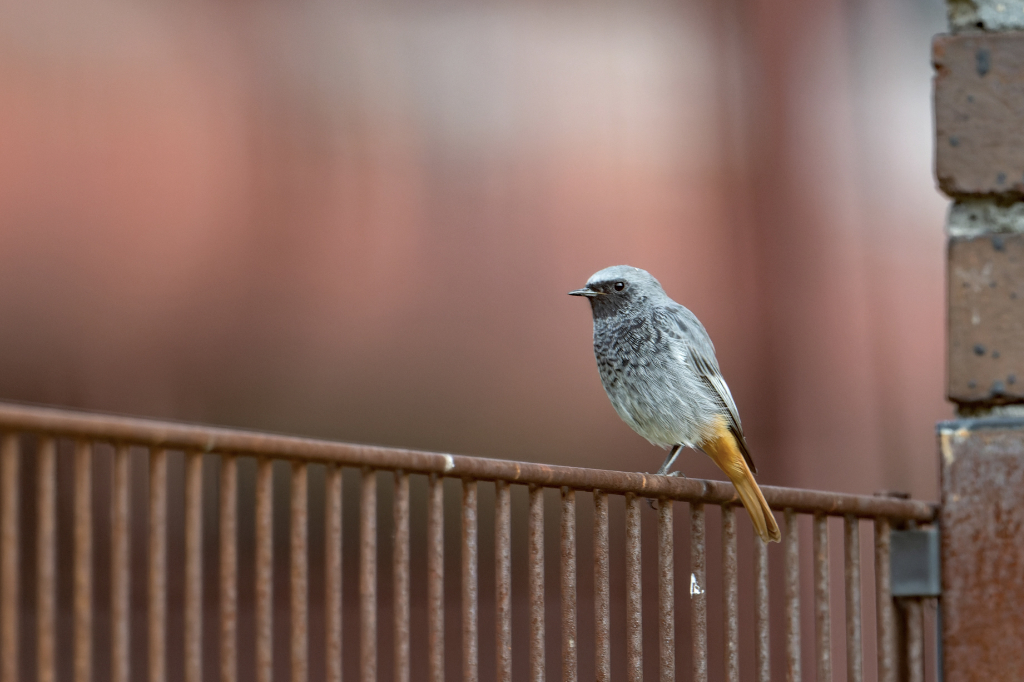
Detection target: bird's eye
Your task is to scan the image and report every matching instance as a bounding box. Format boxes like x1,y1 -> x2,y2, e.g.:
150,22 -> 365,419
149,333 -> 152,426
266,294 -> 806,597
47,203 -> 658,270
614,281 -> 625,291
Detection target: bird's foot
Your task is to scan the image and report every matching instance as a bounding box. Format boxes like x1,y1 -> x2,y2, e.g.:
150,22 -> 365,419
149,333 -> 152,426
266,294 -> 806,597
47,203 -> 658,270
648,470 -> 686,509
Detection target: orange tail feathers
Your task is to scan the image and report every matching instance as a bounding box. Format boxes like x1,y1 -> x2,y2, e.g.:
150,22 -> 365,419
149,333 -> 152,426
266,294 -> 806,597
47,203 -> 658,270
702,420 -> 781,543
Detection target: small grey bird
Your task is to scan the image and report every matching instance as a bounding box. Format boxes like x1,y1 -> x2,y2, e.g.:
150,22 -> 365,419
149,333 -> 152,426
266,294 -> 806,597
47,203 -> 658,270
570,265 -> 780,543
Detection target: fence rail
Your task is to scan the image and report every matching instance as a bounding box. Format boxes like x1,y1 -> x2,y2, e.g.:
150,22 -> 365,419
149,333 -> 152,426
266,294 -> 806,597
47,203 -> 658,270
0,402 -> 936,520
0,401 -> 938,682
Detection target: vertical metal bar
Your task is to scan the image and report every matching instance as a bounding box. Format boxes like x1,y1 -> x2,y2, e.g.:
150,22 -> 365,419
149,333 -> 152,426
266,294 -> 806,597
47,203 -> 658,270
625,493 -> 643,682
844,515 -> 862,682
813,513 -> 831,682
149,447 -> 167,682
936,597 -> 944,682
528,484 -> 546,682
39,438 -> 58,682
875,518 -> 895,682
495,481 -> 512,682
360,467 -> 376,682
722,505 -> 738,682
560,487 -> 577,682
0,434 -> 18,682
659,499 -> 675,682
75,441 -> 94,682
754,526 -> 770,682
463,480 -> 479,682
392,471 -> 409,682
255,458 -> 274,682
220,455 -> 238,682
691,502 -> 707,682
784,509 -> 800,682
593,491 -> 610,682
904,600 -> 924,682
184,451 -> 203,682
292,462 -> 309,682
326,465 -> 343,682
427,473 -> 444,682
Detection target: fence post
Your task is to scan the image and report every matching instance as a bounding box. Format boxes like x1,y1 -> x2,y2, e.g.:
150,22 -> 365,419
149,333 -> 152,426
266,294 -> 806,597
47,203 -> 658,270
938,421 -> 1024,681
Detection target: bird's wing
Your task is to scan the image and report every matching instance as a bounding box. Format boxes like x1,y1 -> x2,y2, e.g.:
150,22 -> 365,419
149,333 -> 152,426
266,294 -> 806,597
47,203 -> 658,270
659,304 -> 757,473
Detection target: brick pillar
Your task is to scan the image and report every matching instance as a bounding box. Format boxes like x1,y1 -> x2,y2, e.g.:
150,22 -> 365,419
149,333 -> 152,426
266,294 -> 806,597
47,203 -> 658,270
935,4 -> 1024,680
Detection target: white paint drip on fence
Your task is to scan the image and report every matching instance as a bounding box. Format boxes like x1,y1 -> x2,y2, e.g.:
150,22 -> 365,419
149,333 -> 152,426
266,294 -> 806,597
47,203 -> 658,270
690,573 -> 704,596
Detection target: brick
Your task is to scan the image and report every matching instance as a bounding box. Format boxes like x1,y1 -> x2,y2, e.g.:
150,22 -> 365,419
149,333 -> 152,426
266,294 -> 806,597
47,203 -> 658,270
934,32 -> 1024,197
948,233 -> 1024,404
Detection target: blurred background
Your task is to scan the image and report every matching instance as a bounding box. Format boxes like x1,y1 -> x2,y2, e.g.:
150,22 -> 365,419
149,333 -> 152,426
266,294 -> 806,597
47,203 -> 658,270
1,0 -> 948,678
0,0 -> 947,500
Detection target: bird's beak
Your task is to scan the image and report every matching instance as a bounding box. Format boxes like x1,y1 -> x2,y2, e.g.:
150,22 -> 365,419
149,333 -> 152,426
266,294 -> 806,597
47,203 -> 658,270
568,288 -> 602,298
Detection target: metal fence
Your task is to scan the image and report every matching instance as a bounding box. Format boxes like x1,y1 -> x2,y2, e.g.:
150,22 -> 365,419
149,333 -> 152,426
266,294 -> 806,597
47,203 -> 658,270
0,402 -> 938,682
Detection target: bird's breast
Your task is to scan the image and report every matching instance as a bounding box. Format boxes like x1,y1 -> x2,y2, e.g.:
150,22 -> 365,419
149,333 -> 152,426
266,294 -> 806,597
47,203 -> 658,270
591,317 -> 717,446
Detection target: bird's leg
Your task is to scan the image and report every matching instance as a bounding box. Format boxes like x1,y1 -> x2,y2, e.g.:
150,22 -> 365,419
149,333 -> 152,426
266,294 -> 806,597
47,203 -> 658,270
649,445 -> 686,509
655,444 -> 684,476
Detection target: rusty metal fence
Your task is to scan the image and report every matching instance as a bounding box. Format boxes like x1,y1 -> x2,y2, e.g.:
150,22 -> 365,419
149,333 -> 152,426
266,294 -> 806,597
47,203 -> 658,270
0,402 -> 937,681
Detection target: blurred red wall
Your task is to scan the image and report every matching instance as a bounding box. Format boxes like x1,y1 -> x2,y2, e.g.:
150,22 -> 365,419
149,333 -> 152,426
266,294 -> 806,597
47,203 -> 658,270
0,0 -> 949,498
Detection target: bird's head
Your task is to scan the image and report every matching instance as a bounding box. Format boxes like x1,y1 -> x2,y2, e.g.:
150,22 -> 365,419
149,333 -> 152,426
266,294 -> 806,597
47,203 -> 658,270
568,265 -> 666,318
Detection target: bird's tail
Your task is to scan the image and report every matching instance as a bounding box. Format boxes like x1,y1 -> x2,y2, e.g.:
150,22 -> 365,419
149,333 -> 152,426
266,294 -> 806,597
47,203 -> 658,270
702,419 -> 781,543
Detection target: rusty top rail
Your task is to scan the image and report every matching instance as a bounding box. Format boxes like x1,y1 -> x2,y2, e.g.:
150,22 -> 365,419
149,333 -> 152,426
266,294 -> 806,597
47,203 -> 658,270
0,402 -> 937,522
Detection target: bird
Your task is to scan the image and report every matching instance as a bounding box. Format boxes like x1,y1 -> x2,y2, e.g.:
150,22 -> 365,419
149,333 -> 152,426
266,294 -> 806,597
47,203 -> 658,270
570,265 -> 781,543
